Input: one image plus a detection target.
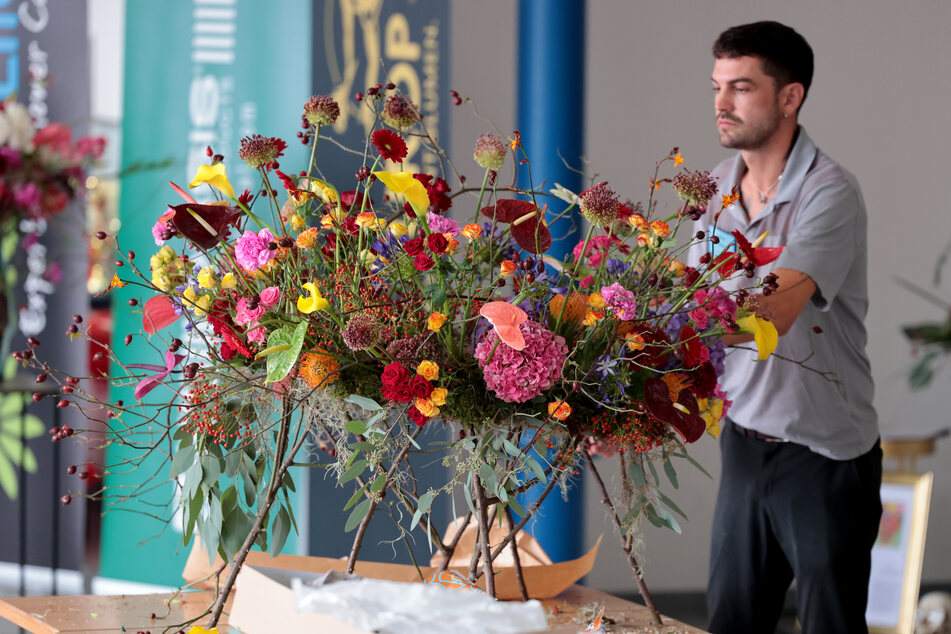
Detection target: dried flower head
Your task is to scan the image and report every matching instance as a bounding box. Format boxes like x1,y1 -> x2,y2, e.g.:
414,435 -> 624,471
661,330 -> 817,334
303,95 -> 340,127
386,334 -> 438,363
238,134 -> 287,169
382,94 -> 420,129
342,313 -> 382,351
579,182 -> 620,227
672,169 -> 718,208
473,134 -> 506,171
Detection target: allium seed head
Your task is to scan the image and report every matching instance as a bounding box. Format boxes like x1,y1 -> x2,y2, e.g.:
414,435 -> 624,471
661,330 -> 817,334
238,134 -> 287,169
579,182 -> 620,227
672,170 -> 718,208
382,94 -> 420,129
303,95 -> 340,127
342,313 -> 382,350
473,134 -> 506,171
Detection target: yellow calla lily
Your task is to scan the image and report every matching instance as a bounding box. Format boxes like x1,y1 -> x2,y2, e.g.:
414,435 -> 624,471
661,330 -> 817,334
189,163 -> 236,201
297,282 -> 329,314
373,171 -> 430,216
186,627 -> 218,634
736,314 -> 778,361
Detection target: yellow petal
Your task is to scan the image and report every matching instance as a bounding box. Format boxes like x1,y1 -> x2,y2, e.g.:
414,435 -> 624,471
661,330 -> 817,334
189,163 -> 236,201
373,171 -> 430,216
297,282 -> 328,314
736,314 -> 778,360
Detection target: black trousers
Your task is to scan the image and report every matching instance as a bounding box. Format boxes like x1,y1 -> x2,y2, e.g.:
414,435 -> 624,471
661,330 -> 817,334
707,420 -> 883,634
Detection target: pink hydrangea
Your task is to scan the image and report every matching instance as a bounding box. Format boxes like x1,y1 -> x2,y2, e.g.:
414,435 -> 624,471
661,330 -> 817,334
235,297 -> 266,325
600,283 -> 637,320
235,228 -> 276,272
474,320 -> 568,403
426,211 -> 460,236
572,235 -> 620,267
259,286 -> 281,307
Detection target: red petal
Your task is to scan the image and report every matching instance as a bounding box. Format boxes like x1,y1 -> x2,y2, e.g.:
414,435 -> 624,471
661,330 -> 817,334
749,246 -> 785,267
143,295 -> 180,334
511,216 -> 552,254
170,203 -> 243,250
480,199 -> 536,223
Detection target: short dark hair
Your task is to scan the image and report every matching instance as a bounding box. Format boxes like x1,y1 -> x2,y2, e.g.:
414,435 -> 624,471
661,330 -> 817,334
713,21 -> 814,108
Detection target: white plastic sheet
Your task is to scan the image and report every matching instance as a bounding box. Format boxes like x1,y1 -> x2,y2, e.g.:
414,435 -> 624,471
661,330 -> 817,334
292,574 -> 549,634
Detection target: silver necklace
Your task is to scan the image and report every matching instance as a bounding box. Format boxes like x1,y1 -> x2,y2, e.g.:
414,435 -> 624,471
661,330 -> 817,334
755,174 -> 783,203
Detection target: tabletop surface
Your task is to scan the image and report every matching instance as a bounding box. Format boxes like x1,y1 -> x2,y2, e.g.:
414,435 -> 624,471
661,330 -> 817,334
0,585 -> 707,633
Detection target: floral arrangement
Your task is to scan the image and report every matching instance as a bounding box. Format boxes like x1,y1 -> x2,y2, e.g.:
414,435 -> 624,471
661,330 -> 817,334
22,84 -> 780,628
900,241 -> 951,388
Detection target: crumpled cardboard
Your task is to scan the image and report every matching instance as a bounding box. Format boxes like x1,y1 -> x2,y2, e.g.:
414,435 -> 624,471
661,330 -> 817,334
183,528 -> 601,601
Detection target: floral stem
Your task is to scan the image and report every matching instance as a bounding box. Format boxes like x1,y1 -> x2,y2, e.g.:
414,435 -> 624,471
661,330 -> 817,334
504,505 -> 529,600
583,451 -> 662,626
473,474 -> 496,598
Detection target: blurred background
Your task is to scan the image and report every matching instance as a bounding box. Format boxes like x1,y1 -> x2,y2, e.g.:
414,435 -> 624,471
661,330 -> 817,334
1,0 -> 949,630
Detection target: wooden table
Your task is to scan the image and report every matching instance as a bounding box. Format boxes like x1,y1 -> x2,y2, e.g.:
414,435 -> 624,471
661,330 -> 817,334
0,586 -> 706,633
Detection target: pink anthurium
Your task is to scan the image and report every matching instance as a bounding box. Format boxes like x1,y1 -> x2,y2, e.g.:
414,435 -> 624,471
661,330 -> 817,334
128,350 -> 186,400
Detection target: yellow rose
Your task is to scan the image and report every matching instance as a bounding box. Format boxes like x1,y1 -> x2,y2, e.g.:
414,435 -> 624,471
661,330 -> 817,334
389,222 -> 408,238
290,213 -> 306,232
415,398 -> 440,418
462,223 -> 482,240
356,212 -> 378,228
430,387 -> 447,407
416,360 -> 439,381
587,292 -> 607,309
427,312 -> 448,332
547,400 -> 572,421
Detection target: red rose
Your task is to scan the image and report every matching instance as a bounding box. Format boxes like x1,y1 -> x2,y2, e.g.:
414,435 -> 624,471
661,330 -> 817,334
342,216 -> 359,235
403,237 -> 424,255
407,405 -> 429,426
426,232 -> 449,254
409,374 -> 433,399
413,253 -> 435,272
381,362 -> 410,386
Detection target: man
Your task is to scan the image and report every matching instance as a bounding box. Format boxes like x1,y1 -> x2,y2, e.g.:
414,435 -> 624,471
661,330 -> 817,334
695,21 -> 882,633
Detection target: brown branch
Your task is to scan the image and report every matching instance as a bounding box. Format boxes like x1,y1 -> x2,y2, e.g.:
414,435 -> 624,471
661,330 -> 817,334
473,475 -> 496,598
583,451 -> 662,626
504,506 -> 529,601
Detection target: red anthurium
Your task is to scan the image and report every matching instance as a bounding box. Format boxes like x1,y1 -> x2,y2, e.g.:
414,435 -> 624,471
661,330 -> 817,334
128,350 -> 185,400
712,230 -> 785,276
142,295 -> 181,334
644,377 -> 706,443
169,202 -> 243,250
480,199 -> 552,254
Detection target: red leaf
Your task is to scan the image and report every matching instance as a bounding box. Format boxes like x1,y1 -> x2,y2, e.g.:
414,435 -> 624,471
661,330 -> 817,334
730,229 -> 785,267
511,215 -> 552,254
480,199 -> 536,223
644,377 -> 706,444
143,295 -> 180,334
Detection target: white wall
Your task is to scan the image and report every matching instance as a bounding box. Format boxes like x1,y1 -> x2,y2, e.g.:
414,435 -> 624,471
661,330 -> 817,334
453,0 -> 951,594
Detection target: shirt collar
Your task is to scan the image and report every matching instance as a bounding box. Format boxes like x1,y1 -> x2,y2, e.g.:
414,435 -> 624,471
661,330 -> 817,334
718,126 -> 818,225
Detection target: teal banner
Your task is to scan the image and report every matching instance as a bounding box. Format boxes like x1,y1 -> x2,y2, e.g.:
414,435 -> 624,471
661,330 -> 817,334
108,0 -> 312,586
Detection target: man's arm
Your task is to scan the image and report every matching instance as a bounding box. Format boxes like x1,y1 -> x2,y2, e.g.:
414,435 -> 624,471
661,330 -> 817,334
722,267 -> 816,346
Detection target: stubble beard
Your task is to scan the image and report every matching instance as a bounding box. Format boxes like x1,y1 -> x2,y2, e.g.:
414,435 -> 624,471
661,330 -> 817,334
717,103 -> 783,150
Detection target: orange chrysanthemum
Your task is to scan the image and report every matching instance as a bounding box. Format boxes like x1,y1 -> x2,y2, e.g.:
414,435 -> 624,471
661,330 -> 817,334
298,350 -> 339,389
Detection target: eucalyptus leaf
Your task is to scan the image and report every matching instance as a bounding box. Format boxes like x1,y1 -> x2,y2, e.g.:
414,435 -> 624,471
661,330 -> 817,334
344,394 -> 384,411
224,450 -> 242,479
345,498 -> 373,532
340,460 -> 366,484
265,320 -> 308,383
221,505 -> 253,560
411,490 -> 434,530
370,473 -> 387,494
345,420 -> 369,435
270,506 -> 291,556
170,445 -> 197,479
657,505 -> 683,534
201,454 -> 224,486
344,482 -> 369,511
662,451 -> 679,489
657,490 -> 688,520
630,461 -> 647,487
220,486 -> 238,518
241,470 -> 256,506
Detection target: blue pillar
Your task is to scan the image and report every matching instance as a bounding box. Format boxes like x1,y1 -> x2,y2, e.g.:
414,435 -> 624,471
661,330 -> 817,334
516,0 -> 586,563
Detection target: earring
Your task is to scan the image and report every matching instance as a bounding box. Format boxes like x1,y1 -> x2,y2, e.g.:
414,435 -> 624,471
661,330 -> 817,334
784,112 -> 789,119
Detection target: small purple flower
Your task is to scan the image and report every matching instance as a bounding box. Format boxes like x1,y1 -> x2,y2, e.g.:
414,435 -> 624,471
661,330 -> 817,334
235,228 -> 276,272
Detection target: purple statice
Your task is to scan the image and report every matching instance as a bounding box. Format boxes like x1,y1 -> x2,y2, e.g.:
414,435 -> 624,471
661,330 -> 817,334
605,257 -> 631,277
708,338 -> 726,376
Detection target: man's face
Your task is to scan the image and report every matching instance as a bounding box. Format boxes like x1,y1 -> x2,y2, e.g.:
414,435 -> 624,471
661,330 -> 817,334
711,55 -> 783,150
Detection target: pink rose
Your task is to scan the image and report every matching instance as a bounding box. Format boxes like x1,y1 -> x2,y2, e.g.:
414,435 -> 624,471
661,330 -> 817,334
246,326 -> 266,344
235,297 -> 266,325
259,286 -> 281,307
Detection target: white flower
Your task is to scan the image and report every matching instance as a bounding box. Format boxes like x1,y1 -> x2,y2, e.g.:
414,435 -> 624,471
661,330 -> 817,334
0,101 -> 35,151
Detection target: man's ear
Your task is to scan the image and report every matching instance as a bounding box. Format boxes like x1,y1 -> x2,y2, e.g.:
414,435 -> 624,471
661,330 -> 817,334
782,82 -> 805,116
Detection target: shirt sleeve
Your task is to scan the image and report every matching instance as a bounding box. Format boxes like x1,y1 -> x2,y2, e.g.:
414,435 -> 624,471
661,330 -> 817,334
773,178 -> 861,311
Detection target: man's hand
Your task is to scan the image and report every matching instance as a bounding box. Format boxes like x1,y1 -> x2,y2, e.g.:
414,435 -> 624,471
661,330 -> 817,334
723,268 -> 817,346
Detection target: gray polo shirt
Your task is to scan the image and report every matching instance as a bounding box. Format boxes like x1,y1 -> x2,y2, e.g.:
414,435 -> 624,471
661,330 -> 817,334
691,126 -> 878,460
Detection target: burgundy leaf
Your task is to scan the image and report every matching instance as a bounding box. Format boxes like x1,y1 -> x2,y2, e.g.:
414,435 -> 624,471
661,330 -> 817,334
511,215 -> 552,254
480,199 -> 536,223
170,202 -> 243,250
